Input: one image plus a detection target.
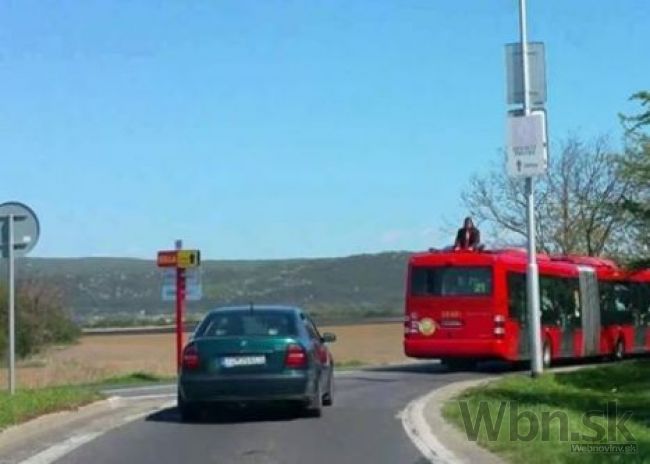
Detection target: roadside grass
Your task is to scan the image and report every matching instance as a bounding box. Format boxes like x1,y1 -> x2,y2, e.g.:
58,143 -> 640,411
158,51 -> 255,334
442,359 -> 650,463
335,359 -> 366,370
0,371 -> 174,431
0,386 -> 102,431
90,371 -> 175,388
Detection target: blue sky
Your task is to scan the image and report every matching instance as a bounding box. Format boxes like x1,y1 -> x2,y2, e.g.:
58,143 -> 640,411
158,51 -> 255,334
1,1 -> 648,259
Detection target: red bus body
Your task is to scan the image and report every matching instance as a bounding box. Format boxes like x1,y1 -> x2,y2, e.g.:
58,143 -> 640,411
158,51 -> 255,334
403,249 -> 650,364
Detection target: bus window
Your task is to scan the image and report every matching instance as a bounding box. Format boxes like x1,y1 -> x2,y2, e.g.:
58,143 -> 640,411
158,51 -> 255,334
613,284 -> 632,312
507,272 -> 526,321
638,283 -> 650,314
410,266 -> 492,297
540,277 -> 560,325
556,277 -> 581,328
601,282 -> 634,324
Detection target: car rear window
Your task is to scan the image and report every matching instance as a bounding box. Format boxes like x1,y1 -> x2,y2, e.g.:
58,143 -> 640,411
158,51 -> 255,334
411,266 -> 493,296
196,311 -> 298,337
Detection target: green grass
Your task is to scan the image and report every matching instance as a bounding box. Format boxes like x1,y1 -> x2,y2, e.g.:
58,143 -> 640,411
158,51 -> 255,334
335,359 -> 366,370
90,371 -> 175,388
0,371 -> 175,431
0,386 -> 102,431
443,360 -> 650,464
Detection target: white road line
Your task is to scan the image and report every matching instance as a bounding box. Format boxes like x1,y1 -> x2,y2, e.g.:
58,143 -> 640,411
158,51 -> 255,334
17,432 -> 102,464
119,393 -> 176,401
103,384 -> 175,395
399,390 -> 460,464
17,400 -> 175,464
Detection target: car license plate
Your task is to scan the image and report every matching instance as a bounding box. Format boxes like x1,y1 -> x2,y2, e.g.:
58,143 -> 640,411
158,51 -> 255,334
221,355 -> 266,368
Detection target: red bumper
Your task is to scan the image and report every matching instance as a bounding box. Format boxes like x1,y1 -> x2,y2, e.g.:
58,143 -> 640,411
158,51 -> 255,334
404,337 -> 513,361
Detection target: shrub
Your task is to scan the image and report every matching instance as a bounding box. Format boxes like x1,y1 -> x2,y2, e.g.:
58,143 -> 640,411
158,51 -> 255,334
0,280 -> 79,359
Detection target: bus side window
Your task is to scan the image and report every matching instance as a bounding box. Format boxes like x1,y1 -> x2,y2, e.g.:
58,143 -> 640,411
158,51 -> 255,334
599,282 -> 614,325
552,277 -> 581,328
507,272 -> 526,321
540,277 -> 559,325
561,278 -> 581,327
639,283 -> 650,314
613,284 -> 631,311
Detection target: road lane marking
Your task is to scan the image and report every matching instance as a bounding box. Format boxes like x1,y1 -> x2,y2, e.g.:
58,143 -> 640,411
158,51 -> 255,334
399,390 -> 460,464
102,384 -> 175,395
17,400 -> 175,464
119,393 -> 176,401
17,433 -> 102,464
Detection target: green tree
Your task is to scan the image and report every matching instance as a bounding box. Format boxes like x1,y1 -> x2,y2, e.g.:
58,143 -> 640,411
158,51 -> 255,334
462,134 -> 632,257
0,280 -> 79,360
620,92 -> 650,266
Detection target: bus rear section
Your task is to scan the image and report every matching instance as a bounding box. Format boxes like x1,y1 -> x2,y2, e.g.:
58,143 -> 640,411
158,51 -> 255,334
403,257 -> 512,362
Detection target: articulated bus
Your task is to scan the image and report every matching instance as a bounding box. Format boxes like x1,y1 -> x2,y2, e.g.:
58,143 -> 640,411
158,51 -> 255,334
403,249 -> 650,368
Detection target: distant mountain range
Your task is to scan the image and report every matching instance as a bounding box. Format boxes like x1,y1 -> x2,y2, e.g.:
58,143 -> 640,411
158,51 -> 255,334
16,252 -> 412,323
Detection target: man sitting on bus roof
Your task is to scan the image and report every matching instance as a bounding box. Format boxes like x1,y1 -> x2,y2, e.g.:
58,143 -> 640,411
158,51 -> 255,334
454,217 -> 481,251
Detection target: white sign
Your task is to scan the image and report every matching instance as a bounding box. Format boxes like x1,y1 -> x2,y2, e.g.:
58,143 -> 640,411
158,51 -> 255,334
505,42 -> 546,106
506,112 -> 548,177
161,268 -> 202,301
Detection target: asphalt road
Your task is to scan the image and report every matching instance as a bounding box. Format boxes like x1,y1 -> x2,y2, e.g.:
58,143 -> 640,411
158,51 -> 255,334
55,363 -> 488,464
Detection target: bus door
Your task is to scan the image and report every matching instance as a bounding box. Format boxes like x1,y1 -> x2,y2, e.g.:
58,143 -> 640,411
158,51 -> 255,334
632,283 -> 648,351
540,276 -> 576,357
507,272 -> 529,359
578,267 -> 600,356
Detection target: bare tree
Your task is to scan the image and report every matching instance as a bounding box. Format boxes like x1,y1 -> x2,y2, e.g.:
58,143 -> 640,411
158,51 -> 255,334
462,135 -> 631,257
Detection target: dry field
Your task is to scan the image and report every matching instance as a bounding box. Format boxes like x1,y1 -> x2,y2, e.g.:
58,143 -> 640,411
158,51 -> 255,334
1,322 -> 410,388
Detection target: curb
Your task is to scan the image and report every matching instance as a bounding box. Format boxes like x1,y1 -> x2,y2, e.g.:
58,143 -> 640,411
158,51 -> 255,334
0,395 -> 172,464
402,362 -> 608,464
401,376 -> 504,464
0,396 -> 123,448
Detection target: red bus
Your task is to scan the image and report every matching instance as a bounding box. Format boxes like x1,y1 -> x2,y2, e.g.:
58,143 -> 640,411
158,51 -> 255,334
403,248 -> 650,369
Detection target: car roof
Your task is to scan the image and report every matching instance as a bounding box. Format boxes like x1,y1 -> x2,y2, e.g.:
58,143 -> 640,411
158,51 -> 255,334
205,305 -> 302,316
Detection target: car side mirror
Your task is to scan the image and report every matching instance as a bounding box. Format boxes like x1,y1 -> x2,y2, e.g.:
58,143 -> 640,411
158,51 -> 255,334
321,332 -> 336,343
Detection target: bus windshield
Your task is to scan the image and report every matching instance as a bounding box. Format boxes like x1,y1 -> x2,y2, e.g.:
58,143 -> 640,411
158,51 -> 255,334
410,266 -> 493,297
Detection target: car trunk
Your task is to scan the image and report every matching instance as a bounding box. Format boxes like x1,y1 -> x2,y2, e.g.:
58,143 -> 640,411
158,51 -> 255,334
194,336 -> 294,375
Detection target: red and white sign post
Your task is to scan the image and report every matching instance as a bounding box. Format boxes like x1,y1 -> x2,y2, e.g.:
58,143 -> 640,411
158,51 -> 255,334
157,242 -> 201,371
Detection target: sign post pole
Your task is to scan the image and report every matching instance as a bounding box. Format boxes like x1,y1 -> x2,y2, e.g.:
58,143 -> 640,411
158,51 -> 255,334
157,244 -> 201,372
0,202 -> 40,395
175,240 -> 184,372
518,0 -> 543,377
7,214 -> 15,394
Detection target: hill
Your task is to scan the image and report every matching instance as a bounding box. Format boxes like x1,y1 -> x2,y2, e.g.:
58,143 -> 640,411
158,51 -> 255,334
15,252 -> 412,323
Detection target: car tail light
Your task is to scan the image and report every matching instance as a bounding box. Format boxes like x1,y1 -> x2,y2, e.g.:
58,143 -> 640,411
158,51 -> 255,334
494,314 -> 506,338
182,343 -> 200,370
285,344 -> 308,369
404,314 -> 419,336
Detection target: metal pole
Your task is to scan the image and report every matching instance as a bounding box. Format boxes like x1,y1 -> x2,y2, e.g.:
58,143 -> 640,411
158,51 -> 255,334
7,214 -> 16,394
519,0 -> 543,376
175,240 -> 184,372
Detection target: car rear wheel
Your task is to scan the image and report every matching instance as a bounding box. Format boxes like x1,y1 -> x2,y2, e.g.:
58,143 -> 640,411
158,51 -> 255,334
322,372 -> 334,406
178,394 -> 200,422
304,385 -> 323,418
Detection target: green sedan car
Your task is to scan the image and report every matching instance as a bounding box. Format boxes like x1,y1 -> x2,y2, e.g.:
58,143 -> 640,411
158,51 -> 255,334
177,305 -> 336,421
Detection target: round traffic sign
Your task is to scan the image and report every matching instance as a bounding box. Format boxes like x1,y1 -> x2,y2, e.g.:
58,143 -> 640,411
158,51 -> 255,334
0,202 -> 40,258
